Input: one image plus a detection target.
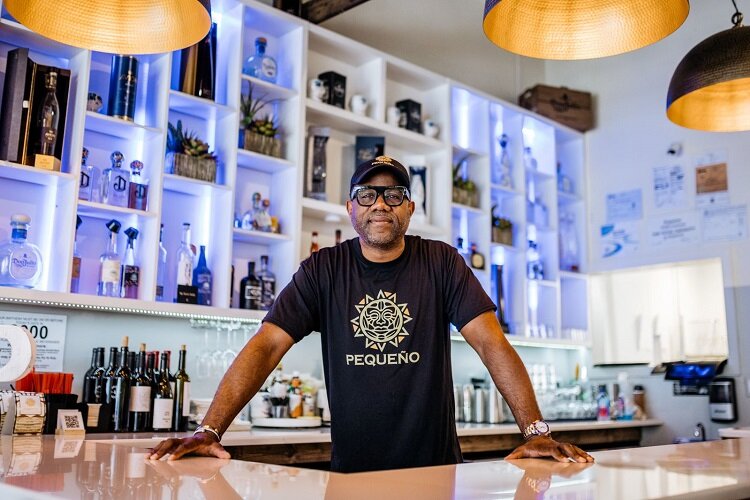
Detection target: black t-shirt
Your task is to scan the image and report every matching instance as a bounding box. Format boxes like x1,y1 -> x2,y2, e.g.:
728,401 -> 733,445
263,235 -> 496,472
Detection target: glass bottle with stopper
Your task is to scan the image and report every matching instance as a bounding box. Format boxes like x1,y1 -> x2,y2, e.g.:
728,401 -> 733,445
128,160 -> 148,211
0,214 -> 43,289
102,150 -> 130,207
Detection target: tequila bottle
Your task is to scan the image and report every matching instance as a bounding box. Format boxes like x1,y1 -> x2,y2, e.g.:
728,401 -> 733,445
121,227 -> 139,299
257,255 -> 276,311
242,37 -> 278,83
102,151 -> 130,207
156,224 -> 167,301
128,160 -> 148,211
523,146 -> 538,171
493,134 -> 513,188
39,71 -> 60,157
79,147 -> 100,201
0,214 -> 43,289
175,223 -> 194,298
98,219 -> 122,297
192,245 -> 212,306
71,215 -> 82,293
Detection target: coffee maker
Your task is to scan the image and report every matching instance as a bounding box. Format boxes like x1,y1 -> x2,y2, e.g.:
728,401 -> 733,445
709,377 -> 737,423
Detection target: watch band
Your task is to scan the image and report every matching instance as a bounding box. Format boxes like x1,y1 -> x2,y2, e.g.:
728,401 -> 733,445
193,424 -> 221,442
522,419 -> 551,440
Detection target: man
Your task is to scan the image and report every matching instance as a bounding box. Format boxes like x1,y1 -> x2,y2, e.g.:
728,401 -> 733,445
150,156 -> 593,471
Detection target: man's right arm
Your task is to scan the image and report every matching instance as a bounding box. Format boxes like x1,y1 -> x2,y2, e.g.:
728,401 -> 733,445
148,321 -> 295,460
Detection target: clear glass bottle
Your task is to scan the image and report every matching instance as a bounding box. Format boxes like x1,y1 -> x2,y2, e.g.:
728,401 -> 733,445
526,240 -> 544,281
97,219 -> 122,297
559,212 -> 580,272
156,224 -> 167,302
242,37 -> 277,83
175,223 -> 194,299
192,245 -> 212,306
128,160 -> 148,211
39,71 -> 60,157
0,214 -> 43,288
79,147 -> 96,201
557,162 -> 574,195
121,227 -> 139,299
102,151 -> 130,207
71,215 -> 82,293
257,255 -> 276,311
493,133 -> 513,188
523,146 -> 538,172
242,193 -> 262,231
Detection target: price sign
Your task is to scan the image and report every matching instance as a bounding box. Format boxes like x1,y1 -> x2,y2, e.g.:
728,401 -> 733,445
0,311 -> 67,372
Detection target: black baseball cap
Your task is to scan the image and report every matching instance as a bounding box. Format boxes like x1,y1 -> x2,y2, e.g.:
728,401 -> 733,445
350,155 -> 411,191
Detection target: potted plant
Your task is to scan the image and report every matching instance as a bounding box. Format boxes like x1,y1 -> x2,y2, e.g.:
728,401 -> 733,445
452,156 -> 478,207
492,204 -> 513,245
166,120 -> 218,182
240,84 -> 282,157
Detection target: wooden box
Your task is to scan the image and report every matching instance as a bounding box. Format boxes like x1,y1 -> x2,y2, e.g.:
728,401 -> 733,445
518,85 -> 594,132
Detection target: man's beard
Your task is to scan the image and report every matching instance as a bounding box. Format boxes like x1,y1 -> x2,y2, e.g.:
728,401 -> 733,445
351,210 -> 409,249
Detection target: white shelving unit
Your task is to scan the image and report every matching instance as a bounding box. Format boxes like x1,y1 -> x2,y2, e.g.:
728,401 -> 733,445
0,0 -> 587,338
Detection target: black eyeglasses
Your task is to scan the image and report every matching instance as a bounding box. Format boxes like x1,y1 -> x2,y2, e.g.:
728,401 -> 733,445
350,185 -> 411,207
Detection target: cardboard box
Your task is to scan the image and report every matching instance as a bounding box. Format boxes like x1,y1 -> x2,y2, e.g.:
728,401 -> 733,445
518,85 -> 593,132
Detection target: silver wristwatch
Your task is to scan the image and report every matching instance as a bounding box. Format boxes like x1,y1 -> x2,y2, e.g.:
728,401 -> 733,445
522,419 -> 551,440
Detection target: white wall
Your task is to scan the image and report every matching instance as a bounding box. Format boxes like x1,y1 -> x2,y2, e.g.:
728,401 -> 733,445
544,0 -> 750,442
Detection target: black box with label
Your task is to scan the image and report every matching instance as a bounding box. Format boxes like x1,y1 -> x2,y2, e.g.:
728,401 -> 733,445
318,71 -> 346,109
177,285 -> 198,304
396,99 -> 422,133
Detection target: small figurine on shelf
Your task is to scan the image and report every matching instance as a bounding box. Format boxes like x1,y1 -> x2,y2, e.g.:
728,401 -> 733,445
257,198 -> 273,232
166,120 -> 218,182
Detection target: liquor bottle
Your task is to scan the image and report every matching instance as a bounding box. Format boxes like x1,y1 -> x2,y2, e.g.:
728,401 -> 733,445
102,346 -> 119,409
71,215 -> 82,293
121,227 -> 140,299
469,242 -> 485,270
146,351 -> 156,386
38,70 -> 59,157
526,240 -> 544,280
177,23 -> 217,100
523,146 -> 538,171
175,223 -> 195,302
310,231 -> 319,254
108,55 -> 138,122
557,162 -> 574,195
172,344 -> 191,432
492,265 -> 511,334
493,133 -> 513,188
79,147 -> 97,201
128,343 -> 151,432
335,229 -> 342,245
242,37 -> 278,83
239,261 -> 262,310
307,127 -> 330,201
156,224 -> 167,301
82,347 -> 104,404
97,219 -> 122,297
0,214 -> 43,288
242,192 -> 261,231
192,245 -> 212,306
107,336 -> 131,433
152,352 -> 174,432
102,151 -> 130,207
257,255 -> 276,311
559,211 -> 580,272
127,160 -> 148,211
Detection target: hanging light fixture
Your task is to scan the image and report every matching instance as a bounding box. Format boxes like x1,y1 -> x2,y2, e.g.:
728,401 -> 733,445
4,0 -> 211,54
482,0 -> 690,60
667,1 -> 750,132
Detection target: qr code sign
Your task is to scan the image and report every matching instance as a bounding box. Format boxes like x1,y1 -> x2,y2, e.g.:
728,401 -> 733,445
64,415 -> 79,428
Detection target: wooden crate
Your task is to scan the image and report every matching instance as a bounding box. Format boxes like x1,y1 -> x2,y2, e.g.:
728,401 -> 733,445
518,84 -> 594,132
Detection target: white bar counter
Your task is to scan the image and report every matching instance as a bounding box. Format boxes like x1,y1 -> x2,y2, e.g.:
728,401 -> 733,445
0,435 -> 748,499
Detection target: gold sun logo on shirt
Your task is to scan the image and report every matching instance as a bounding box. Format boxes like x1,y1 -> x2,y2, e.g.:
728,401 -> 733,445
351,290 -> 412,351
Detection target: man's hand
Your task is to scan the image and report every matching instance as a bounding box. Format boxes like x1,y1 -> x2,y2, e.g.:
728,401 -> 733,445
148,433 -> 231,461
505,436 -> 594,463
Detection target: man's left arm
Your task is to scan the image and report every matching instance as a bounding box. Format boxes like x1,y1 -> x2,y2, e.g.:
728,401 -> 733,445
460,311 -> 593,463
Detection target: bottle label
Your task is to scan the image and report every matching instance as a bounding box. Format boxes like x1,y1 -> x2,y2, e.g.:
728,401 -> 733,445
123,265 -> 140,289
177,257 -> 192,286
129,386 -> 151,412
72,256 -> 81,279
9,249 -> 38,280
41,127 -> 57,154
182,382 -> 191,416
261,58 -> 277,80
101,260 -> 121,284
156,285 -> 164,299
152,398 -> 173,429
244,284 -> 261,302
261,278 -> 275,303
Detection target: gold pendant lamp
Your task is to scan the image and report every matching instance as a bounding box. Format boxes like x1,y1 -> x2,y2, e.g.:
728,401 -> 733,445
4,0 -> 212,54
482,0 -> 690,60
667,2 -> 750,132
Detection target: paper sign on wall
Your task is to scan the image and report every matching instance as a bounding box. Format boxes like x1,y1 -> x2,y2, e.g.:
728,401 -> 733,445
695,157 -> 730,208
649,213 -> 699,246
0,311 -> 67,372
606,189 -> 643,222
601,222 -> 640,258
702,205 -> 747,242
653,165 -> 687,211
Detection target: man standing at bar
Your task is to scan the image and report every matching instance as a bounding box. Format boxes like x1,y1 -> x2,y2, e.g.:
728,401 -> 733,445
150,156 -> 593,471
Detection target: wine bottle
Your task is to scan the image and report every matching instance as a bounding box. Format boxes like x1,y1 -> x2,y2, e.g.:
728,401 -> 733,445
92,347 -> 111,405
102,346 -> 119,410
128,343 -> 151,432
152,352 -> 174,432
107,336 -> 131,432
239,261 -> 261,310
172,344 -> 191,431
82,347 -> 104,404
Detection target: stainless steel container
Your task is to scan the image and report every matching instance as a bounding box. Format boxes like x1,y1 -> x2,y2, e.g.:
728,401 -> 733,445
462,384 -> 474,423
488,388 -> 504,423
473,388 -> 488,423
453,385 -> 463,422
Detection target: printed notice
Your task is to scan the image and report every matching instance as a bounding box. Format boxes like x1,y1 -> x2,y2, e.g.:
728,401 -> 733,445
0,311 -> 67,372
696,159 -> 730,208
702,205 -> 747,242
606,189 -> 643,222
649,213 -> 699,246
653,165 -> 687,210
601,222 -> 640,258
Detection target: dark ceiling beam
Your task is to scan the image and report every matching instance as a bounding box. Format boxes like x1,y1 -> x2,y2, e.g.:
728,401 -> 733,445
303,0 -> 373,24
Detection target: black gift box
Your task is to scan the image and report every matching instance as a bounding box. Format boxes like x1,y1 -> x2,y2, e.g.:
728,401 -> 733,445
318,71 -> 346,109
396,99 -> 422,133
177,284 -> 198,304
0,48 -> 71,165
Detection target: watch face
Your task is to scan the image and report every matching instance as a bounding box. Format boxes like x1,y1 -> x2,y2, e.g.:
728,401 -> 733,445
534,420 -> 550,434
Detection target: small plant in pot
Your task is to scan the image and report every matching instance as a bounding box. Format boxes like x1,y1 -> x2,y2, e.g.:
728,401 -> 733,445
491,204 -> 513,246
452,156 -> 478,207
166,120 -> 218,182
240,84 -> 281,157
